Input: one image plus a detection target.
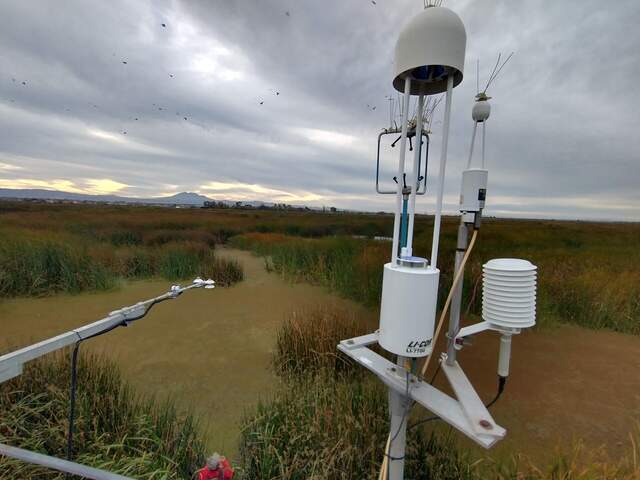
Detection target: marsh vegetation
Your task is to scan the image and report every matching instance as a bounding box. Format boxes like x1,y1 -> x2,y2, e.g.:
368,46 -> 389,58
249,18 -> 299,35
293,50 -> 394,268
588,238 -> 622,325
1,201 -> 639,478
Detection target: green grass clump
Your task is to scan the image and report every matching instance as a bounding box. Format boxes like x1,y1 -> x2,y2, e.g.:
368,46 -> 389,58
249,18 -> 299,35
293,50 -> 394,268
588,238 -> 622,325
158,243 -> 244,285
0,239 -> 243,298
239,373 -> 479,480
231,233 -> 386,307
274,306 -> 376,377
0,240 -> 115,297
0,351 -> 206,479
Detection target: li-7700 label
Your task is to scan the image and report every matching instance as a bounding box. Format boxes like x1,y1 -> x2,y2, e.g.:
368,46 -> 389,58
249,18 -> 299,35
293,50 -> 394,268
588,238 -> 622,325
406,339 -> 432,354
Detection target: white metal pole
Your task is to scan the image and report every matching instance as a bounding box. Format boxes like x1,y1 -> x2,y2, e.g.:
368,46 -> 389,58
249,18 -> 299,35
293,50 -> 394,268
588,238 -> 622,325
0,443 -> 132,480
481,121 -> 486,169
466,121 -> 478,169
446,218 -> 469,365
387,357 -> 410,480
430,75 -> 454,269
389,97 -> 394,129
390,77 -> 412,264
405,94 -> 424,255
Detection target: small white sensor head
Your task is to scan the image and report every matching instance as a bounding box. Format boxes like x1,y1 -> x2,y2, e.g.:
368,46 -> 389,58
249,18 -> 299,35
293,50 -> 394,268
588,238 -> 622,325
193,277 -> 204,285
204,279 -> 215,289
472,99 -> 491,122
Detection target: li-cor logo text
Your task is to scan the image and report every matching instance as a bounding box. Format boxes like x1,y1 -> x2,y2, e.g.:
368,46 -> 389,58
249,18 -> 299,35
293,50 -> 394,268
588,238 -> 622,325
406,339 -> 432,354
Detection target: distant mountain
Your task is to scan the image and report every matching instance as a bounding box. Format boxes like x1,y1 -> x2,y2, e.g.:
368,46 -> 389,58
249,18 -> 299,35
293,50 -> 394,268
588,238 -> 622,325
0,188 -> 214,206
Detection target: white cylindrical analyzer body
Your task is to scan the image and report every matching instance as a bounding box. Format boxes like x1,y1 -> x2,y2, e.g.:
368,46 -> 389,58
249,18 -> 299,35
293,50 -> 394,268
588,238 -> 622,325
378,262 -> 440,357
460,168 -> 488,212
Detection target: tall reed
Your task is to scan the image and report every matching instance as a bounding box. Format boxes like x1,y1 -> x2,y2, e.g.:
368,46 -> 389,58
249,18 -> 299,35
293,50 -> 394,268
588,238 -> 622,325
0,351 -> 206,479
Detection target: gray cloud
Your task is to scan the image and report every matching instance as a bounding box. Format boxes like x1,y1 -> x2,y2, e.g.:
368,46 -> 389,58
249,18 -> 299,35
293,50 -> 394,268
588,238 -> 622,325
0,0 -> 638,219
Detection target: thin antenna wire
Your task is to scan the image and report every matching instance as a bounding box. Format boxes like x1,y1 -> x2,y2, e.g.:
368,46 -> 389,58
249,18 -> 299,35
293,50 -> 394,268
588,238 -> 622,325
422,95 -> 443,131
482,52 -> 514,94
476,59 -> 480,95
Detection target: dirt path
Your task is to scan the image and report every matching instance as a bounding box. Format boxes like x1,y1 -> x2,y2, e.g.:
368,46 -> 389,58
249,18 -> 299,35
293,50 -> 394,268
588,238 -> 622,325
0,248 -> 369,456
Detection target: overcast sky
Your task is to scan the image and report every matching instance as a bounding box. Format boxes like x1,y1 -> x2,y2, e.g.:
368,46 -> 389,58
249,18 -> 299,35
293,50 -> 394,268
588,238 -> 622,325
1,0 -> 639,220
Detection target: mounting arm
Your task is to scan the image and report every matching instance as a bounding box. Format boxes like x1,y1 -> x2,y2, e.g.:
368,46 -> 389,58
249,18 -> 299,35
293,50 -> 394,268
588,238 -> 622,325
0,278 -> 215,384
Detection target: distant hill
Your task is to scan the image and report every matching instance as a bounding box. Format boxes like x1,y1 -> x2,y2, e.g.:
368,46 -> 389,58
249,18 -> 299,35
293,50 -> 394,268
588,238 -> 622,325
0,188 -> 217,206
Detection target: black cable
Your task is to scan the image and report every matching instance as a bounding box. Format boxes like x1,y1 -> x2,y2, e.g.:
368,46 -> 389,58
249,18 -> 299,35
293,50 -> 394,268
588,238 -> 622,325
65,297 -> 166,467
66,341 -> 81,464
485,376 -> 506,409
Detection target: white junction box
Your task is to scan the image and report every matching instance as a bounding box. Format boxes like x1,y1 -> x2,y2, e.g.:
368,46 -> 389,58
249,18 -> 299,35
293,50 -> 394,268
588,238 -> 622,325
460,168 -> 488,212
378,258 -> 440,357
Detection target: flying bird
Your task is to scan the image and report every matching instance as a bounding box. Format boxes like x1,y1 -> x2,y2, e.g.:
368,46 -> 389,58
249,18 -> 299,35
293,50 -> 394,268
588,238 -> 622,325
259,101 -> 264,105
372,1 -> 376,4
21,81 -> 26,85
276,91 -> 280,95
169,74 -> 174,78
285,11 -> 290,16
123,131 -> 127,135
122,61 -> 127,64
183,116 -> 187,120
161,23 -> 166,27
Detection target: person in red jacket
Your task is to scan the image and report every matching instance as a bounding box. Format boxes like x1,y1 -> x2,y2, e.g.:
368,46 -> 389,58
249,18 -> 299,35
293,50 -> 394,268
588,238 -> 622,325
198,453 -> 234,480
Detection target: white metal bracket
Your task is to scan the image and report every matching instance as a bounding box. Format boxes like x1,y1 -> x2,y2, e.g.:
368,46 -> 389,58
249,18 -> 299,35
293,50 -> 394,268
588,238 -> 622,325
338,332 -> 505,449
455,321 -> 520,344
439,353 -> 505,437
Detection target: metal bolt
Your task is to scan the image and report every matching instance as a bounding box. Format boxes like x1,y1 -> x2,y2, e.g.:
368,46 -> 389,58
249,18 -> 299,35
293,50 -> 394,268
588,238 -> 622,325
479,419 -> 493,430
391,367 -> 396,372
347,339 -> 354,345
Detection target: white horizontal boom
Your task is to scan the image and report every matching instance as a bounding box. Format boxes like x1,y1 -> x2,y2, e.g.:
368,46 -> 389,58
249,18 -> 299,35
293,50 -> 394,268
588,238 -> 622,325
0,279 -> 213,383
0,442 -> 133,480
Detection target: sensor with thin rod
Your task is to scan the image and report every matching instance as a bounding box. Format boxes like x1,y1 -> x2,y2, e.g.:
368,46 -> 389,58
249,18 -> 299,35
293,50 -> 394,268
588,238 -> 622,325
0,277 -> 215,480
337,6 -> 535,480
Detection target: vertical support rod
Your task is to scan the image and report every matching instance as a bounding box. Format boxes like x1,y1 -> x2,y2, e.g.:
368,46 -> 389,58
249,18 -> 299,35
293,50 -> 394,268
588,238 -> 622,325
390,77 -> 412,264
446,218 -> 469,365
389,97 -> 394,130
498,333 -> 512,377
430,75 -> 454,269
388,356 -> 410,480
481,121 -> 486,169
406,94 -> 424,254
400,195 -> 409,254
466,121 -> 478,169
